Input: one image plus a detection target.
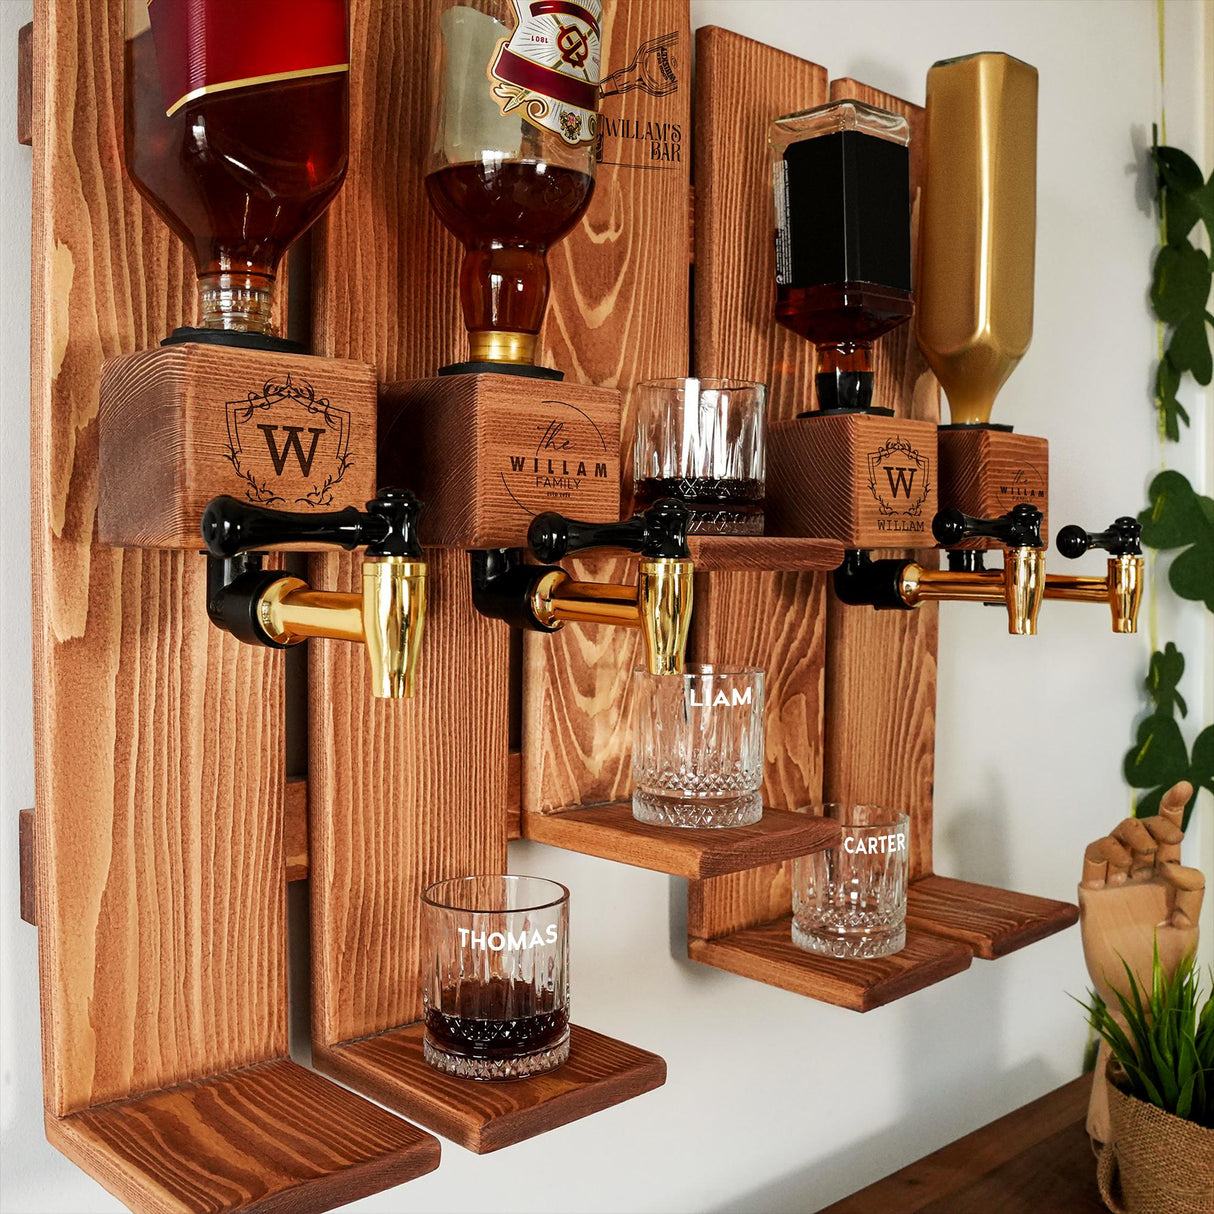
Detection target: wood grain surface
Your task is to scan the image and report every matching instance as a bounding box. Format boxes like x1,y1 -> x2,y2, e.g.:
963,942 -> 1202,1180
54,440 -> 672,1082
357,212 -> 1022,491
308,547 -> 508,1046
31,0 -> 290,1115
693,26 -> 826,418
378,373 -> 621,550
19,807 -> 35,925
687,919 -> 972,1012
315,1024 -> 666,1155
821,78 -> 940,883
906,876 -> 1078,960
17,21 -> 32,146
686,535 -> 844,572
937,429 -> 1050,548
522,802 -> 840,879
49,1059 -> 440,1214
521,0 -> 692,820
98,344 -> 377,548
822,1075 -> 1100,1214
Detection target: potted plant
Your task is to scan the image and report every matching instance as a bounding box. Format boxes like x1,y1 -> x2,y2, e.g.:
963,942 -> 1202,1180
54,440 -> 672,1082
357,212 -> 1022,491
1082,944 -> 1214,1213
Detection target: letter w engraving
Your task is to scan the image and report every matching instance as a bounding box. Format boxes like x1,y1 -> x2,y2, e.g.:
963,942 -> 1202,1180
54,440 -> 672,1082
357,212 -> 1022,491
884,466 -> 917,498
258,425 -> 326,476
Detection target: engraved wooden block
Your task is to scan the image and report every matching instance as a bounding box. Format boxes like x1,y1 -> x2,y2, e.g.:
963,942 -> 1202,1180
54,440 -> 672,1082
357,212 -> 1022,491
98,342 -> 378,548
767,412 -> 938,548
937,428 -> 1049,547
379,373 -> 622,549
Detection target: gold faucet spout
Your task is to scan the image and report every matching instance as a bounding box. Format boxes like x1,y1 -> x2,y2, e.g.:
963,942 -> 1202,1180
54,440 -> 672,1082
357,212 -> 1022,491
363,557 -> 427,698
529,558 -> 694,675
899,546 -> 1046,634
1044,555 -> 1142,633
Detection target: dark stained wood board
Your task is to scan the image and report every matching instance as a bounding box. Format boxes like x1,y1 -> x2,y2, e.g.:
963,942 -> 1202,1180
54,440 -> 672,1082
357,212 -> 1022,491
521,0 -> 693,821
686,535 -> 843,571
30,0 -> 437,1205
522,801 -> 840,879
315,1023 -> 666,1155
47,1059 -> 440,1214
821,1075 -> 1101,1214
687,919 -> 972,1012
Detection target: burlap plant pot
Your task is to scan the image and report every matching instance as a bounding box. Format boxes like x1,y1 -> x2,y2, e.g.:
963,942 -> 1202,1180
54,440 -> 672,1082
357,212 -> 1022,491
1097,1073 -> 1214,1213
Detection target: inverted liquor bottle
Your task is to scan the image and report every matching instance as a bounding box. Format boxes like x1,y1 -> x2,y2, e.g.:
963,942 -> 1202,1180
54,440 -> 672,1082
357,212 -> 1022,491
123,0 -> 349,342
426,1 -> 602,375
770,101 -> 913,413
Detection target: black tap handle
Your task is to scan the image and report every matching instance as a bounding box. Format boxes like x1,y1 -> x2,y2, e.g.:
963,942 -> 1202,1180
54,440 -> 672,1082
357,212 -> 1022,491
201,487 -> 423,559
932,503 -> 1044,549
1056,516 -> 1142,559
528,498 -> 691,561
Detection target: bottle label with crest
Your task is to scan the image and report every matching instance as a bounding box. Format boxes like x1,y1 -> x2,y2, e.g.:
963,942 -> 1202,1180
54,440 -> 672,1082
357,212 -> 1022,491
488,0 -> 602,145
147,0 -> 349,118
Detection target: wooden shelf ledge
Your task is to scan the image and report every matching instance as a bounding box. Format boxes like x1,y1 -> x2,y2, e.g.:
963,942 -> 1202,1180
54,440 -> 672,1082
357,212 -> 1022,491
688,918 -> 973,1012
686,535 -> 844,572
313,1023 -> 665,1155
521,802 -> 841,878
906,875 -> 1079,959
46,1059 -> 440,1214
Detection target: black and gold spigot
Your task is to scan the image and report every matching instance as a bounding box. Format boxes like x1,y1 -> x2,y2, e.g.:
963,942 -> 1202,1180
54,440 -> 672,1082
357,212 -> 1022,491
1047,516 -> 1143,634
201,488 -> 427,698
833,503 -> 1046,635
470,499 -> 694,675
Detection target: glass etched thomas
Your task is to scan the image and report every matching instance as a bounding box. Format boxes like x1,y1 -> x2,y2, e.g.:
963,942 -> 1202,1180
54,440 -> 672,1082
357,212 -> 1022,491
632,378 -> 767,535
792,804 -> 909,959
421,875 -> 569,1080
632,665 -> 765,828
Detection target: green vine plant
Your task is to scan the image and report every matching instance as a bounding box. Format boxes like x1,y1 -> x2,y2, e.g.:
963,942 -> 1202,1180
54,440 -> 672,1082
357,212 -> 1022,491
1126,139 -> 1214,826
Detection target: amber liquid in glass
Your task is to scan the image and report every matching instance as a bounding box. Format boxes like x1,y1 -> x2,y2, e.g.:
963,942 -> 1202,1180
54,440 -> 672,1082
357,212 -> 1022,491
425,978 -> 569,1061
124,30 -> 349,291
425,159 -> 595,345
634,476 -> 765,536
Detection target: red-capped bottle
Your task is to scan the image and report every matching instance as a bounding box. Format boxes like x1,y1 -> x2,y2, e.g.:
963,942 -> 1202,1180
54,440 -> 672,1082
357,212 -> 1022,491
123,0 -> 350,340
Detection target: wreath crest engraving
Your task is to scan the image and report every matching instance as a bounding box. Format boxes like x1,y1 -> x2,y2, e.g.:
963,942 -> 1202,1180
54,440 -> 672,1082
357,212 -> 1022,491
224,373 -> 353,507
866,436 -> 930,516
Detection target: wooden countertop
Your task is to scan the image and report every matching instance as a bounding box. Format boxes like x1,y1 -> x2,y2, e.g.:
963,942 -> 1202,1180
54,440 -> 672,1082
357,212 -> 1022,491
823,1074 -> 1105,1213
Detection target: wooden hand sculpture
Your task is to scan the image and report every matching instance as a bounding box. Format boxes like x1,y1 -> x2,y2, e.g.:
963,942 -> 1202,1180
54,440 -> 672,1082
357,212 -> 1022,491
1078,780 -> 1205,1144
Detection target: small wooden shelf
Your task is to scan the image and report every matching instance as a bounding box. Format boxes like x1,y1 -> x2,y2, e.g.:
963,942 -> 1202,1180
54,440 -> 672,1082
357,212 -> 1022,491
688,919 -> 974,1012
46,1059 -> 440,1214
313,1023 -> 665,1154
522,802 -> 841,878
906,876 -> 1079,959
685,535 -> 845,572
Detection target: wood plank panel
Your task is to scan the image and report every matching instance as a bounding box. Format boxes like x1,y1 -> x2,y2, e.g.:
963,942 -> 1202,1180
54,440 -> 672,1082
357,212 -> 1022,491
31,0 -> 286,1116
19,808 -> 35,925
822,78 -> 940,880
48,1059 -> 440,1214
17,21 -> 32,146
521,0 -> 692,819
316,1024 -> 666,1155
687,535 -> 843,572
906,876 -> 1078,960
308,548 -> 508,1045
688,919 -> 972,1012
522,802 -> 839,879
692,26 -> 826,418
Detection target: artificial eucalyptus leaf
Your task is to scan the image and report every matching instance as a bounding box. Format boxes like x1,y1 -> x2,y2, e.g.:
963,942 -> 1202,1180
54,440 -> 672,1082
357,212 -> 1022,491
1145,641 -> 1186,715
1124,714 -> 1191,788
1169,542 -> 1214,610
1169,313 -> 1213,385
1164,188 -> 1201,245
1157,355 -> 1181,402
1139,470 -> 1207,550
1151,244 -> 1211,324
1155,145 -> 1205,193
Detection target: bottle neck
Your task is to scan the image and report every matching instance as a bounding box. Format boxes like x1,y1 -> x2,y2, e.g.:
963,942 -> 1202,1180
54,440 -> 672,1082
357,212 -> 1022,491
198,272 -> 277,336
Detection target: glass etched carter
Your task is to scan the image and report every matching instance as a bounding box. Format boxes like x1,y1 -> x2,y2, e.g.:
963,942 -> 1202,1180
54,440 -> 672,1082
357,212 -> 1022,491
422,875 -> 570,1081
632,665 -> 765,828
793,804 -> 909,958
633,379 -> 767,536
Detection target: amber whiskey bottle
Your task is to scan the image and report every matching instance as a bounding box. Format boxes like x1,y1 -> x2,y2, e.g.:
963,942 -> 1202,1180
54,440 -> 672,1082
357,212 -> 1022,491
770,101 -> 912,413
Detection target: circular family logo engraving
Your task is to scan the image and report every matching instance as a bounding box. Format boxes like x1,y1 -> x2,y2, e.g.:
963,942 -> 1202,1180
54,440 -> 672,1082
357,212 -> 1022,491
499,397 -> 612,515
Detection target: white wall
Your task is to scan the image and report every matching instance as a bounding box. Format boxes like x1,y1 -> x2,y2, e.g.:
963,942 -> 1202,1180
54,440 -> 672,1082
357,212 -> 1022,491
2,2 -> 1211,1212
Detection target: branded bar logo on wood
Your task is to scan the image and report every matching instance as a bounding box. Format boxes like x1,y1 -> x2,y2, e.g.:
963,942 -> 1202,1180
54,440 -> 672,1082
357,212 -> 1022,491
866,436 -> 931,532
499,398 -> 611,514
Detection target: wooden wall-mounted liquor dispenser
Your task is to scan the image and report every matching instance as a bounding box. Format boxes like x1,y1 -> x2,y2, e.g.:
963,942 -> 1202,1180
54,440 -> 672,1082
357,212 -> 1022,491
98,343 -> 379,548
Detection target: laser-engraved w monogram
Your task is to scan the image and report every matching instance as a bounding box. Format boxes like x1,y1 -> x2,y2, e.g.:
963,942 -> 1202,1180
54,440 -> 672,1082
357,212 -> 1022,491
884,466 -> 918,498
258,425 -> 327,477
